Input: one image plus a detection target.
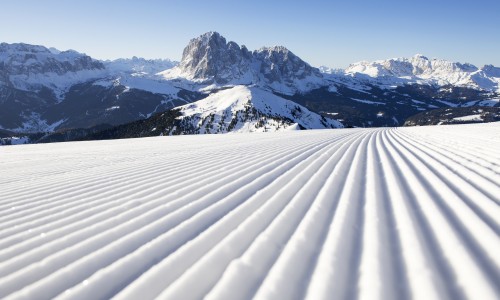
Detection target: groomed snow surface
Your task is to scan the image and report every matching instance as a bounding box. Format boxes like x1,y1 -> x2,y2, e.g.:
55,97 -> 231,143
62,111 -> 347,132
1,123 -> 499,300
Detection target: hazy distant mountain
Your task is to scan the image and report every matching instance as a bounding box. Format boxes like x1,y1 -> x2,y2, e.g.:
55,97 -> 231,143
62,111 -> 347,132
104,56 -> 177,75
344,54 -> 500,91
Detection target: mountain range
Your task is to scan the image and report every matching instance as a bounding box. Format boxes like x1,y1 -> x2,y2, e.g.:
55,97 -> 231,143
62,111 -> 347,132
0,32 -> 499,142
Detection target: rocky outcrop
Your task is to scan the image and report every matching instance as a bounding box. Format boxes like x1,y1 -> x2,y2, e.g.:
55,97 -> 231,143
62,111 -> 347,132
174,32 -> 253,84
254,46 -> 322,85
162,32 -> 324,93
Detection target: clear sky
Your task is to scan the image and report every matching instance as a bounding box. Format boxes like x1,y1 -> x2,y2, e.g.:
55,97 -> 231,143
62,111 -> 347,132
1,0 -> 499,68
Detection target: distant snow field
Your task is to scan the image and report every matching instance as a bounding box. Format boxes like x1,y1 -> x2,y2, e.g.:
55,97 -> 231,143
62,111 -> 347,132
0,123 -> 499,300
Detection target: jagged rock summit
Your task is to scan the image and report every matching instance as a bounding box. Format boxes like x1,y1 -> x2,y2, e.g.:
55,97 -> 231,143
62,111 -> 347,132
253,45 -> 323,92
175,31 -> 252,83
161,32 -> 324,94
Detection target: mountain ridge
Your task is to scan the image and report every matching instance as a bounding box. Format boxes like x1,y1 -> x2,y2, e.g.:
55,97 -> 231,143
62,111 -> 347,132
0,32 -> 498,138
160,32 -> 324,95
342,54 -> 500,92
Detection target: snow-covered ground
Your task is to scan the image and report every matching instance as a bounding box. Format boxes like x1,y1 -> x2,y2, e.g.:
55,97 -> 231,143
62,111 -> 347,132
452,114 -> 483,122
0,123 -> 499,300
176,85 -> 342,133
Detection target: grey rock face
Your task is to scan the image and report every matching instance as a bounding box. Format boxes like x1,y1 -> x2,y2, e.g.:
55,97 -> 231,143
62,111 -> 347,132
253,46 -> 322,84
175,32 -> 323,88
179,32 -> 252,84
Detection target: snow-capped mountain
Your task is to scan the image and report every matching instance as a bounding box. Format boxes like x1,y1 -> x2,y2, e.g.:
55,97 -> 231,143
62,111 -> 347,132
0,43 -> 188,132
163,32 -> 254,84
161,32 -> 325,94
343,54 -> 500,92
253,46 -> 324,93
174,85 -> 342,134
98,57 -> 180,96
1,32 -> 499,138
0,43 -> 103,75
0,43 -> 105,98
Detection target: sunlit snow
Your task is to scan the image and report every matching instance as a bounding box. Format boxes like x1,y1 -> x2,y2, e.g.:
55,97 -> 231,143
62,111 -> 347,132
0,123 -> 499,299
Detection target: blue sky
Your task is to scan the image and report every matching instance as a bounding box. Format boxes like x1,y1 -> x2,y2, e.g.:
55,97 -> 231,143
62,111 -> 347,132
1,0 -> 498,68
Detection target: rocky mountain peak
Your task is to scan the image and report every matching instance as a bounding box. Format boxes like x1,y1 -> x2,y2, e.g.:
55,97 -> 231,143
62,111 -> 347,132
164,32 -> 324,93
176,31 -> 251,84
254,46 -> 322,83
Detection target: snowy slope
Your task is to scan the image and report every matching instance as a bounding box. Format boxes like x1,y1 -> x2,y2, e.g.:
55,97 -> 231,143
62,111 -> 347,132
174,85 -> 343,133
0,123 -> 499,299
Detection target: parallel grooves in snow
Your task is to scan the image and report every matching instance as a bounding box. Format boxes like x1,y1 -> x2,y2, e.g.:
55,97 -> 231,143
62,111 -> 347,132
0,123 -> 498,300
